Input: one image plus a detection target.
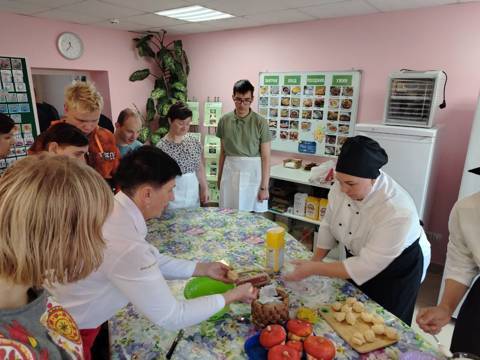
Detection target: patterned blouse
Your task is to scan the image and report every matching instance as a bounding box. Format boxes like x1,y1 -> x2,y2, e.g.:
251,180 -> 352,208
157,134 -> 202,175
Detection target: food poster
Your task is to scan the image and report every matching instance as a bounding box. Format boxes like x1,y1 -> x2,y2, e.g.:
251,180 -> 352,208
0,56 -> 39,173
204,134 -> 220,159
208,181 -> 219,202
204,101 -> 222,127
205,158 -> 219,182
188,132 -> 201,142
186,101 -> 200,126
259,71 -> 360,157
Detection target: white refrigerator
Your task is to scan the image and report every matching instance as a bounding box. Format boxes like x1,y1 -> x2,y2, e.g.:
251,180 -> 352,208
355,123 -> 438,222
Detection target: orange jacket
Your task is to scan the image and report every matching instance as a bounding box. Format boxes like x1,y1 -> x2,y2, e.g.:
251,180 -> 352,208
29,120 -> 120,179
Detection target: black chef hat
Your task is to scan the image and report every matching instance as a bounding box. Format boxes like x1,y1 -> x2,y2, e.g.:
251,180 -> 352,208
336,135 -> 388,179
468,167 -> 480,175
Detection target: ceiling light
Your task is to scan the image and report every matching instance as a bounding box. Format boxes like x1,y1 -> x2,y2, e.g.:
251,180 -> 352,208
155,5 -> 234,22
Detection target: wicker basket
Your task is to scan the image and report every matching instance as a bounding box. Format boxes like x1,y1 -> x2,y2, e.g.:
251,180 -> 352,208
251,288 -> 289,328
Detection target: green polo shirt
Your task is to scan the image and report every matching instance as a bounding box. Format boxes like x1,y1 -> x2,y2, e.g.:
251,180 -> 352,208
216,110 -> 271,157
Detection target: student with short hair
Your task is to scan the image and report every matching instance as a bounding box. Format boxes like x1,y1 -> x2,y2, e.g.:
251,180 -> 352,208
114,108 -> 143,157
49,146 -> 258,359
0,113 -> 15,160
28,122 -> 89,161
216,79 -> 271,212
29,81 -> 120,183
0,154 -> 113,359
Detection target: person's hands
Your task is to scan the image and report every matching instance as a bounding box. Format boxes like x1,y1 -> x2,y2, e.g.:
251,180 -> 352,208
199,186 -> 209,205
282,260 -> 319,281
416,305 -> 452,335
257,188 -> 269,201
195,262 -> 233,283
223,283 -> 258,305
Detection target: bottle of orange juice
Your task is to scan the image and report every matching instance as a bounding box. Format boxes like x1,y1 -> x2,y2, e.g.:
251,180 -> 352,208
266,227 -> 285,273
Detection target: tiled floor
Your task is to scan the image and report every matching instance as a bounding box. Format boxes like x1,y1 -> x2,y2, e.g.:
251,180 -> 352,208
412,271 -> 455,349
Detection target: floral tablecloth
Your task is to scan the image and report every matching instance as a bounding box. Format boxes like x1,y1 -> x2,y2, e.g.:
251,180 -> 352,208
109,207 -> 440,360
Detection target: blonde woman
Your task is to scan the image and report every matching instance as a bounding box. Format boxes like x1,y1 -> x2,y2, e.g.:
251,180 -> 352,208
0,154 -> 113,359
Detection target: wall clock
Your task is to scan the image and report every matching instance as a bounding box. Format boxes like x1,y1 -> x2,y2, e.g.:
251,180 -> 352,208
57,32 -> 84,60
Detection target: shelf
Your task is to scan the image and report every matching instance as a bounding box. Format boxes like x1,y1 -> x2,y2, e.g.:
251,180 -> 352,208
270,164 -> 332,189
269,209 -> 321,226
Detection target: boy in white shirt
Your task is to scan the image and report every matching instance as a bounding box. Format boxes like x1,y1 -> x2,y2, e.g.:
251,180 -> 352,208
49,146 -> 257,359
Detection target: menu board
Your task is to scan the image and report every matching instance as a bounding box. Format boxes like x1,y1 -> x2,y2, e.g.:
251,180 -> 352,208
258,71 -> 361,157
186,101 -> 199,125
204,101 -> 222,127
0,56 -> 39,172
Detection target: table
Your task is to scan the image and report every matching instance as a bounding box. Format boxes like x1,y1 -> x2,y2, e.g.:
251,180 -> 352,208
109,207 -> 440,360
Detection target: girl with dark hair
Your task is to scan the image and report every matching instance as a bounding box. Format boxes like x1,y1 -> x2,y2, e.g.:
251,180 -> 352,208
0,113 -> 15,160
157,102 -> 209,208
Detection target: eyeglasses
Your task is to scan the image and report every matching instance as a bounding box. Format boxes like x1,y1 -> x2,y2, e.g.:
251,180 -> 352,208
233,97 -> 252,104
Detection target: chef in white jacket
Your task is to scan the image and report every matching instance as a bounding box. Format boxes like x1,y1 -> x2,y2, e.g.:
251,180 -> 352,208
417,166 -> 480,355
48,146 -> 258,359
285,136 -> 431,325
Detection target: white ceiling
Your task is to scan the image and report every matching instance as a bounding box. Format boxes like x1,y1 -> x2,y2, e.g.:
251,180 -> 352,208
0,0 -> 477,35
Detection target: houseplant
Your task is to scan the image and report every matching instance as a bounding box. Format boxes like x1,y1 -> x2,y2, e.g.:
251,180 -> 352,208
129,30 -> 189,144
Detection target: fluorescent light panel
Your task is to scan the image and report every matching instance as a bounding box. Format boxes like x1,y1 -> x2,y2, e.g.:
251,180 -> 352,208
155,5 -> 234,22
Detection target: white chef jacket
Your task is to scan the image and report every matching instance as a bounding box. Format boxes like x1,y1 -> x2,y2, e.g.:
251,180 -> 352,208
317,171 -> 431,285
444,192 -> 480,287
48,191 -> 224,330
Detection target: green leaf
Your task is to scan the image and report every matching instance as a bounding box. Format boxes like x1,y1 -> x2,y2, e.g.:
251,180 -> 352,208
171,82 -> 186,92
129,69 -> 150,82
140,43 -> 155,58
150,88 -> 167,100
154,127 -> 169,137
154,78 -> 166,90
173,40 -> 183,59
146,98 -> 155,122
151,133 -> 162,146
163,53 -> 176,72
162,103 -> 171,116
182,49 -> 190,75
134,34 -> 153,48
174,92 -> 187,102
138,127 -> 151,143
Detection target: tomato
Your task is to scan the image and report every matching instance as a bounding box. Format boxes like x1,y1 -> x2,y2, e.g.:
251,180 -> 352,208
304,336 -> 336,360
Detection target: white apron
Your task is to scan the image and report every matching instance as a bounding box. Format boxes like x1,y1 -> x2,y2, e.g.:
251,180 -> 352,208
220,156 -> 268,212
168,172 -> 200,209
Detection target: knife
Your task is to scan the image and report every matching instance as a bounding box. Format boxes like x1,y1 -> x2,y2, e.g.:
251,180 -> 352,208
165,329 -> 184,359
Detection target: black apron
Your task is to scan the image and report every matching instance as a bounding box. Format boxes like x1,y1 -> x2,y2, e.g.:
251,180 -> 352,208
451,276 -> 480,355
346,238 -> 423,325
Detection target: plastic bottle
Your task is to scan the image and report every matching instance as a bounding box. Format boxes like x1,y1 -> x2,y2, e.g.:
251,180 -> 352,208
265,227 -> 285,273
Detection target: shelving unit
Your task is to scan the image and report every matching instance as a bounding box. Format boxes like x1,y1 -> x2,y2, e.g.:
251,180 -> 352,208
268,164 -> 333,251
268,209 -> 321,226
270,164 -> 331,189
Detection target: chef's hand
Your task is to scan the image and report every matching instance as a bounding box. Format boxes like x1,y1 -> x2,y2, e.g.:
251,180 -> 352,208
258,188 -> 269,201
223,283 -> 258,305
194,262 -> 233,283
282,259 -> 318,281
416,305 -> 452,335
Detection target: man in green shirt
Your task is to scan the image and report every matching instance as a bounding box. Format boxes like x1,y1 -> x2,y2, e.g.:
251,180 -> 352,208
216,79 -> 271,212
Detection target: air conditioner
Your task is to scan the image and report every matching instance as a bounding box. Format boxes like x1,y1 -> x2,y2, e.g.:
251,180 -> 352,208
383,70 -> 446,128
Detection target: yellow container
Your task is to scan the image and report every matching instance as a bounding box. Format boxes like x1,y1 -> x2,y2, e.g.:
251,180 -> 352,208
319,198 -> 329,220
305,196 -> 320,220
265,227 -> 285,273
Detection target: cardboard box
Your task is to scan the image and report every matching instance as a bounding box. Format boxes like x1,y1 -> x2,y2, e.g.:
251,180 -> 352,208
293,193 -> 308,216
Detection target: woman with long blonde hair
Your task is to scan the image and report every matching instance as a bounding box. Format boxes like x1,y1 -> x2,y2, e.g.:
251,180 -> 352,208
0,154 -> 113,359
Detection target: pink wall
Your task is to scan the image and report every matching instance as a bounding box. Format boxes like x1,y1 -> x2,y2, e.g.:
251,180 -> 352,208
178,2 -> 480,265
0,11 -> 153,122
